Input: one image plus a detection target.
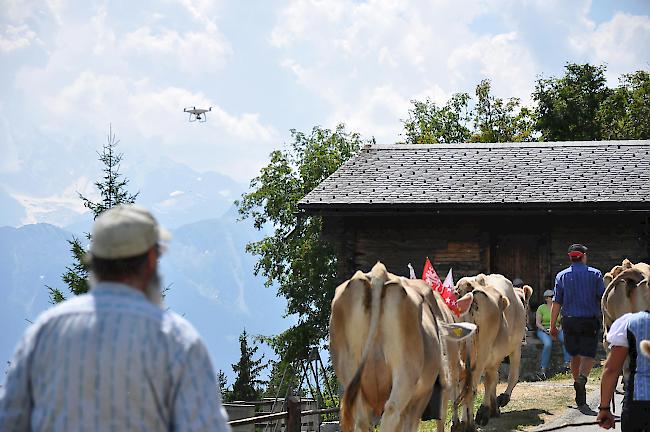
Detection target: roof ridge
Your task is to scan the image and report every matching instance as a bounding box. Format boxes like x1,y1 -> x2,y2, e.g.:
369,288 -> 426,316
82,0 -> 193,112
368,140 -> 650,150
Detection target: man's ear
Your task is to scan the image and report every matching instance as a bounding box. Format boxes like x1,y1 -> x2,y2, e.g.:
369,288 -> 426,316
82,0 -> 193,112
147,247 -> 158,272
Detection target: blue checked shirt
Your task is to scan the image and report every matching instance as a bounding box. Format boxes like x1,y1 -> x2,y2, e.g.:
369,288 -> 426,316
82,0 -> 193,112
0,282 -> 231,432
553,262 -> 605,318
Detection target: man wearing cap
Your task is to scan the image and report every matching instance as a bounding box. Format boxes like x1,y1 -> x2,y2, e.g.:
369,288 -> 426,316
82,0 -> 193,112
550,243 -> 605,411
0,205 -> 231,431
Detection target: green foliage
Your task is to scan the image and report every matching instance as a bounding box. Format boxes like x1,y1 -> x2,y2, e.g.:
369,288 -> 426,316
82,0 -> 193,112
403,93 -> 472,143
48,125 -> 138,304
231,329 -> 267,402
533,63 -> 611,141
471,79 -> 536,143
236,124 -> 363,362
598,70 -> 650,140
217,369 -> 231,402
262,355 -> 303,400
403,80 -> 536,144
406,64 -> 648,144
81,125 -> 138,218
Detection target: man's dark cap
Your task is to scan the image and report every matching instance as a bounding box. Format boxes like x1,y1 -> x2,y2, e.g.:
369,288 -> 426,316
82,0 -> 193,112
512,278 -> 524,287
568,244 -> 588,259
568,244 -> 588,254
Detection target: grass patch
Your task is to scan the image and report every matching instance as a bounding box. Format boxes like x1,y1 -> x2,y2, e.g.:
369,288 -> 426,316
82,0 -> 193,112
548,364 -> 604,381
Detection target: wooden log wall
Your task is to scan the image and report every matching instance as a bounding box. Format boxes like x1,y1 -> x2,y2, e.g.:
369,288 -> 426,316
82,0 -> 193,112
322,213 -> 649,311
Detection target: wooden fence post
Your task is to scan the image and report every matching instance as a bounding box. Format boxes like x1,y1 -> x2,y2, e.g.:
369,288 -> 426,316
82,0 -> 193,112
286,396 -> 301,432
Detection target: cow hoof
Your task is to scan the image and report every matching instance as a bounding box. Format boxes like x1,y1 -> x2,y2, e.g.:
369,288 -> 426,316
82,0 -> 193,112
497,392 -> 511,407
475,405 -> 490,426
450,421 -> 463,432
490,405 -> 501,418
453,422 -> 477,432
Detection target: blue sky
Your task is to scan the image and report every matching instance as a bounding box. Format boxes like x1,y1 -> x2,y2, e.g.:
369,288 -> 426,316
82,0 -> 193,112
1,0 -> 649,226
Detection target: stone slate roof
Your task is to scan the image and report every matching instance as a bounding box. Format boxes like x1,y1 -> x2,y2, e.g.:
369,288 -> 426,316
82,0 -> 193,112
298,140 -> 650,212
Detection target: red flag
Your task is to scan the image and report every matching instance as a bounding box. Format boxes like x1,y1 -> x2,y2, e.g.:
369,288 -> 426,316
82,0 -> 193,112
441,268 -> 461,316
422,258 -> 442,291
422,259 -> 460,316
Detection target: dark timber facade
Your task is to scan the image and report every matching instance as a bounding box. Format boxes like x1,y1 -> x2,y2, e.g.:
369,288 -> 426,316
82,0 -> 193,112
298,140 -> 650,314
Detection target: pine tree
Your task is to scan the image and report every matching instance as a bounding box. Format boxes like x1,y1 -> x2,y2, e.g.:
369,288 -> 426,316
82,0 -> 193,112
48,125 -> 138,303
230,329 -> 267,401
216,370 -> 231,402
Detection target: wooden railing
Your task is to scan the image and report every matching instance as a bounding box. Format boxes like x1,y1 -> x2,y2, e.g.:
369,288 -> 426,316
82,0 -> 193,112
228,397 -> 339,432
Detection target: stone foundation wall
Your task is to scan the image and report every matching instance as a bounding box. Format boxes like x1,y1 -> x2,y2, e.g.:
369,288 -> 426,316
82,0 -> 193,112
500,330 -> 607,381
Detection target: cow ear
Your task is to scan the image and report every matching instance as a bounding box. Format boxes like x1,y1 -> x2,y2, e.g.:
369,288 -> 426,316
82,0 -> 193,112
456,292 -> 474,315
623,259 -> 633,269
499,296 -> 510,311
440,322 -> 477,341
522,285 -> 533,302
385,274 -> 402,286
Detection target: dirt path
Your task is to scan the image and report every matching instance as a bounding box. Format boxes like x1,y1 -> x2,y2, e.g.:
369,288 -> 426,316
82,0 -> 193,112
477,380 -> 600,431
419,374 -> 602,431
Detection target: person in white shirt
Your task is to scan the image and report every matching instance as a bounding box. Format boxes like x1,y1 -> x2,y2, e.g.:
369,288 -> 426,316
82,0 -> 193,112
598,310 -> 650,431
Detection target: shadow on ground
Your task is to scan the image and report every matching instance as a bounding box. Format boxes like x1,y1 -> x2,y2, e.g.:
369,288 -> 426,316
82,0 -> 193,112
479,408 -> 552,432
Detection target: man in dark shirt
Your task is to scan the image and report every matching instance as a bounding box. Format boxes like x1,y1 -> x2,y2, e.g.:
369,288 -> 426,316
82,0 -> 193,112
550,244 -> 605,411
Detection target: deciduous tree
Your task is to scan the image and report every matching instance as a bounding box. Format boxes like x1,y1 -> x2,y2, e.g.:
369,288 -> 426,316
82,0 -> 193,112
471,79 -> 536,143
402,93 -> 472,143
598,70 -> 650,140
533,63 -> 611,141
236,125 -> 364,362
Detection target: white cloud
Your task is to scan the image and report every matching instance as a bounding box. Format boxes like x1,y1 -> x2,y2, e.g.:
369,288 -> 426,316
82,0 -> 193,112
447,31 -> 538,104
270,0 -> 526,142
0,24 -> 37,52
28,71 -> 279,179
0,107 -> 23,173
7,2 -> 277,183
122,26 -> 232,73
570,12 -> 650,83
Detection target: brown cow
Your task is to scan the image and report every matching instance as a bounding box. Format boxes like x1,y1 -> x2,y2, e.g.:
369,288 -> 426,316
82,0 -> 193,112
330,262 -> 475,432
602,261 -> 650,336
453,274 -> 530,432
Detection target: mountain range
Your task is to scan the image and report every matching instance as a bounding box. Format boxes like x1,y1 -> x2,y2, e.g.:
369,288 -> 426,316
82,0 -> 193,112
0,161 -> 291,383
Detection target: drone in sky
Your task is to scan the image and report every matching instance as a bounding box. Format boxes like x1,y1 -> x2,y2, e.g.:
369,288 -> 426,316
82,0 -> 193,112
184,106 -> 212,122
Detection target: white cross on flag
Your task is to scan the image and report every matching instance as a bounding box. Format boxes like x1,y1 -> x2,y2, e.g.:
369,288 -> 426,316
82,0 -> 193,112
421,258 -> 460,316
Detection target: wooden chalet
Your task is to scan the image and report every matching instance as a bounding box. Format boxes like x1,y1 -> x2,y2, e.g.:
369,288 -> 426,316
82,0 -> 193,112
298,140 -> 650,312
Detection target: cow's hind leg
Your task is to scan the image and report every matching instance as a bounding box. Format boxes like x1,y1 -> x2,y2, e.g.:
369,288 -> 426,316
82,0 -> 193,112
497,347 -> 522,408
381,370 -> 430,432
455,372 -> 479,432
475,366 -> 498,426
350,396 -> 373,432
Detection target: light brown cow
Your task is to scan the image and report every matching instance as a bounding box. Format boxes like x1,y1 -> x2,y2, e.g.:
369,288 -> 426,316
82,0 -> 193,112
602,261 -> 650,336
453,274 -> 530,432
330,262 -> 475,432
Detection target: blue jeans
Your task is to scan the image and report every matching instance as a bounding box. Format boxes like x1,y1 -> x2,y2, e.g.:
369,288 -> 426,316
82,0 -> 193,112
536,329 -> 571,370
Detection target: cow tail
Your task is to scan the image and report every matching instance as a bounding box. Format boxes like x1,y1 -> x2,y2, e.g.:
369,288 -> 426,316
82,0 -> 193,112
341,269 -> 385,432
